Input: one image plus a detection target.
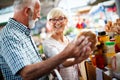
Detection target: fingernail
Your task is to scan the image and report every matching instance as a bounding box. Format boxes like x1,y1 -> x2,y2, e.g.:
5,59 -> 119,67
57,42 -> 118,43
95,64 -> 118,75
80,36 -> 85,39
83,47 -> 86,52
78,36 -> 85,41
89,42 -> 91,45
84,40 -> 88,45
86,36 -> 89,39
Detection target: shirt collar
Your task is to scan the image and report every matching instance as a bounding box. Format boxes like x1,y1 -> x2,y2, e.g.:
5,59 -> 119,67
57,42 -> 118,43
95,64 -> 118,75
9,18 -> 31,36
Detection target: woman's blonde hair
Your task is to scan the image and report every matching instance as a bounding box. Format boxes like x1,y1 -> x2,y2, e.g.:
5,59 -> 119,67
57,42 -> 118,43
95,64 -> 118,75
47,7 -> 68,21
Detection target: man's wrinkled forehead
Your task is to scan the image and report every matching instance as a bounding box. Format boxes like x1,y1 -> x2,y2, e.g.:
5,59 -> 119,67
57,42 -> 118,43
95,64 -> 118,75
35,0 -> 41,9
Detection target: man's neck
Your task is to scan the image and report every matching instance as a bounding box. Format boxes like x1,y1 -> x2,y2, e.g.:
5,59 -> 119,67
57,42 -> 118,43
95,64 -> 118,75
13,12 -> 29,28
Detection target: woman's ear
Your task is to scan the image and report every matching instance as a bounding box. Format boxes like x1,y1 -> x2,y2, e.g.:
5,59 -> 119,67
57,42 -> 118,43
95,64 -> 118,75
63,18 -> 68,25
66,18 -> 68,23
48,21 -> 52,26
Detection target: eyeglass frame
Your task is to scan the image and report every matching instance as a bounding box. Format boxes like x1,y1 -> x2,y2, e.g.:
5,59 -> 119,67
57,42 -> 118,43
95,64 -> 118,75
49,16 -> 67,22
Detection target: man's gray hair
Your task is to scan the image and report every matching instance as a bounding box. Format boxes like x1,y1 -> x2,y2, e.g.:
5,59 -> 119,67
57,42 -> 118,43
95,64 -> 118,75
13,0 -> 36,11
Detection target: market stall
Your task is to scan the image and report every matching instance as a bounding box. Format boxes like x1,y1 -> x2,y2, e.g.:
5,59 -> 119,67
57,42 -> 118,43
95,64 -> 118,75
0,0 -> 120,80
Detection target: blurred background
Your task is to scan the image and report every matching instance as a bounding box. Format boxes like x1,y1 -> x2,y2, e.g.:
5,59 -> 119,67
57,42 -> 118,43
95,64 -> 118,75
0,0 -> 120,53
0,0 -> 119,32
1,1 -> 120,79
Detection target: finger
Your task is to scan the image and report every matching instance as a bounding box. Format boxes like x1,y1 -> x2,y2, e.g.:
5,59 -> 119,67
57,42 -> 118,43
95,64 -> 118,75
81,45 -> 91,59
77,37 -> 88,49
74,46 -> 92,63
74,57 -> 83,63
84,46 -> 92,57
86,42 -> 92,48
77,48 -> 84,57
76,39 -> 90,58
116,27 -> 120,34
77,47 -> 86,59
73,48 -> 83,59
116,31 -> 120,34
74,37 -> 90,58
117,30 -> 120,34
75,36 -> 85,46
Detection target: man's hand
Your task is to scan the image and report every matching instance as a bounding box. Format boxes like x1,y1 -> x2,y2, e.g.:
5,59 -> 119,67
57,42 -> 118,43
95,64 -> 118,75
73,43 -> 92,64
115,26 -> 120,34
62,36 -> 92,59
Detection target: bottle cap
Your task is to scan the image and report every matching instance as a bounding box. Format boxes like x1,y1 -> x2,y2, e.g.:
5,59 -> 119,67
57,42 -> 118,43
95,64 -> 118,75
98,31 -> 106,36
105,41 -> 115,45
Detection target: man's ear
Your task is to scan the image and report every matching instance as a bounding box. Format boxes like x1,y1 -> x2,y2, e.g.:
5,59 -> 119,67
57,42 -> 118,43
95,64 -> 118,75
24,7 -> 31,17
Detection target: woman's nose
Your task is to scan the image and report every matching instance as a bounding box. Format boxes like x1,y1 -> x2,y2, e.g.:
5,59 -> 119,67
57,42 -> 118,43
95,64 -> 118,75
56,20 -> 61,23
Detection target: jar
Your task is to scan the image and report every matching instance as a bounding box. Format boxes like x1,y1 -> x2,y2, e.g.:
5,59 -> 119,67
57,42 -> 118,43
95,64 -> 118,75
98,31 -> 109,43
114,35 -> 120,52
95,43 -> 107,69
111,53 -> 120,79
95,49 -> 105,69
105,41 -> 116,68
98,31 -> 109,57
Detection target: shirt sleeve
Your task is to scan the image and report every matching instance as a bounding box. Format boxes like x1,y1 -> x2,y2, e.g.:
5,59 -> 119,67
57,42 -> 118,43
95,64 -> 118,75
1,35 -> 31,75
42,40 -> 59,58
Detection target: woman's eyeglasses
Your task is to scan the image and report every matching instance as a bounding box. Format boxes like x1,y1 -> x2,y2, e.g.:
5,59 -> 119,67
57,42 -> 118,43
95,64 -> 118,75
49,17 -> 66,22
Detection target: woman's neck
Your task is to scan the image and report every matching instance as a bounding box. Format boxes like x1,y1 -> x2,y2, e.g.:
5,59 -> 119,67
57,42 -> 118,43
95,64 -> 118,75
51,33 -> 64,42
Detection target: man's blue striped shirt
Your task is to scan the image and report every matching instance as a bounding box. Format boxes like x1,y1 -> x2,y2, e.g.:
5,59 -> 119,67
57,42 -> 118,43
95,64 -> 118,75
0,18 -> 48,80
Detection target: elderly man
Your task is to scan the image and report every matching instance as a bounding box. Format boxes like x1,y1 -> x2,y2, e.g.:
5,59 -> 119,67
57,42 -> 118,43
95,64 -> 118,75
0,0 -> 92,80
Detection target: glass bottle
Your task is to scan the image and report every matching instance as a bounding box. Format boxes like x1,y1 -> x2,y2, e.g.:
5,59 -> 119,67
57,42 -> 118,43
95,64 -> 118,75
98,31 -> 109,43
105,41 -> 116,68
114,34 -> 120,53
95,43 -> 106,69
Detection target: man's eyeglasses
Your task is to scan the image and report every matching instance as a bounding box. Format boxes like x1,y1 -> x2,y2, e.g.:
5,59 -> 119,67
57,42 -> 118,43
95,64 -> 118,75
49,17 -> 66,22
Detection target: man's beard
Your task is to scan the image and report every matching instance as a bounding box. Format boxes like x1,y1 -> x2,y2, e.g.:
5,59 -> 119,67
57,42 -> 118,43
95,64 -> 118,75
28,18 -> 36,29
28,12 -> 36,29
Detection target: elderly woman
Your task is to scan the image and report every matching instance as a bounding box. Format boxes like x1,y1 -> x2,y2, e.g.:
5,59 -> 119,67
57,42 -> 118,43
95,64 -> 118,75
42,8 -> 80,80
